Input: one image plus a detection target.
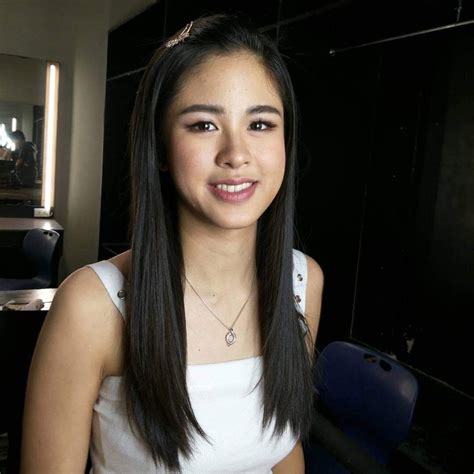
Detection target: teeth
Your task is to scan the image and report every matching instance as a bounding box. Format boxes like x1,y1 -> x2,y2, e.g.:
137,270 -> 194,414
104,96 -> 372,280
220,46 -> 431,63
216,182 -> 253,193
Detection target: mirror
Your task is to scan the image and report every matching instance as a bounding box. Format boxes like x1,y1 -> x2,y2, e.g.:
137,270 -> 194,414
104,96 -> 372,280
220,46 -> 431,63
0,54 -> 58,218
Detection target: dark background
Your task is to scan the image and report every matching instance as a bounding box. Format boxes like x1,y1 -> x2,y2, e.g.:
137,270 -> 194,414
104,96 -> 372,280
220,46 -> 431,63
100,1 -> 474,471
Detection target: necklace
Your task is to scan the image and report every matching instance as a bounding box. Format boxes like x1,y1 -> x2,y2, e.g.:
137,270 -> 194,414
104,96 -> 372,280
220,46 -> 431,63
184,271 -> 256,346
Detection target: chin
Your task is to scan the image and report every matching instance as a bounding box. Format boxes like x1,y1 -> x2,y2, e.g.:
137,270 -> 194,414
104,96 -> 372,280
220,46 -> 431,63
208,213 -> 259,231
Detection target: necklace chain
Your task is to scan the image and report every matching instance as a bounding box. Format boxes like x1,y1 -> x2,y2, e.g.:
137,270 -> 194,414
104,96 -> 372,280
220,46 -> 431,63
184,271 -> 256,346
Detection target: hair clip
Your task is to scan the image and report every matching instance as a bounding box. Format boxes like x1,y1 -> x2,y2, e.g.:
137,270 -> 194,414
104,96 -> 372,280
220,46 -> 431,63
165,21 -> 193,48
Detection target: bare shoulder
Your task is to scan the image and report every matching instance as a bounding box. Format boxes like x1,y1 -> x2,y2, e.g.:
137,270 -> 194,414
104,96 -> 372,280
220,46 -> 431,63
52,266 -> 105,318
108,249 -> 131,280
21,264 -> 124,471
48,264 -> 124,377
302,253 -> 324,347
304,254 -> 324,292
54,264 -> 115,321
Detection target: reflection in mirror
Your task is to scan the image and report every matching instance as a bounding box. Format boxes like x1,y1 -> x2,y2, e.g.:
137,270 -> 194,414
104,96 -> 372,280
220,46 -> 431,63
0,55 -> 45,207
0,54 -> 58,217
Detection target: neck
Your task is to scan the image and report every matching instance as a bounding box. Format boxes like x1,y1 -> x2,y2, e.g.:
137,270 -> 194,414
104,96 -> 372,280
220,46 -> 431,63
180,217 -> 257,294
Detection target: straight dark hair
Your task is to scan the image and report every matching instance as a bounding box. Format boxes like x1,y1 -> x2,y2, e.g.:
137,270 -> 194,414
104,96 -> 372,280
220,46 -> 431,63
125,13 -> 316,471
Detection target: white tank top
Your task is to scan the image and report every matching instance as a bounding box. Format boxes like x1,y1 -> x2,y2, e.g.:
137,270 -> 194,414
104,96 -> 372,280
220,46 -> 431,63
85,248 -> 308,473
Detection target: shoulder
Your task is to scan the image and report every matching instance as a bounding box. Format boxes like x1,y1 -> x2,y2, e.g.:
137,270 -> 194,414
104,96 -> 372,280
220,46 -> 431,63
48,265 -> 118,348
21,266 -> 121,470
298,251 -> 324,346
55,264 -> 111,310
23,142 -> 36,153
292,248 -> 324,293
107,249 -> 131,280
47,264 -> 124,377
301,253 -> 324,313
304,253 -> 324,293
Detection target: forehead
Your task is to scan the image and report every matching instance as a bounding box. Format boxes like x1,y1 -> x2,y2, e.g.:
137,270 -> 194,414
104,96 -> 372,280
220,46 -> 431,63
171,52 -> 283,111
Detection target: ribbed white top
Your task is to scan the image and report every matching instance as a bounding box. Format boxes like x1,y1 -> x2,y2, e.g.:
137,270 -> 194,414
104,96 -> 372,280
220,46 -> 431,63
86,249 -> 308,473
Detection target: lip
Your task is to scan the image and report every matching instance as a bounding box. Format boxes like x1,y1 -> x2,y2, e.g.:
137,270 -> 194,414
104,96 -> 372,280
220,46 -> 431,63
208,181 -> 258,203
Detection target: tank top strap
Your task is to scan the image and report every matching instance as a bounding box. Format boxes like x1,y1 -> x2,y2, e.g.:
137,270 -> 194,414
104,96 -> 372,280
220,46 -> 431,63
86,261 -> 127,320
292,248 -> 308,316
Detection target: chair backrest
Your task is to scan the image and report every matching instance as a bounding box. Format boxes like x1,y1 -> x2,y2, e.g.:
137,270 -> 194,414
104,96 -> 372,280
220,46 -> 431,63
23,229 -> 60,284
314,341 -> 418,464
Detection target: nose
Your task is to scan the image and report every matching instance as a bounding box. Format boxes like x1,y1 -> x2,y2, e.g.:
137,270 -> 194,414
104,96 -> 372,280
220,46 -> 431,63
215,131 -> 251,169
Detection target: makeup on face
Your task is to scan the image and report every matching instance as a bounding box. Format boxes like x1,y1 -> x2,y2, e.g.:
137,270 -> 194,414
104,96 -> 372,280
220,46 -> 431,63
164,52 -> 286,229
207,179 -> 258,204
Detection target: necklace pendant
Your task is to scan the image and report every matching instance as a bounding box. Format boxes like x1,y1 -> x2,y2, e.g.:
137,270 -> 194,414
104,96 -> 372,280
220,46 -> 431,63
225,328 -> 237,346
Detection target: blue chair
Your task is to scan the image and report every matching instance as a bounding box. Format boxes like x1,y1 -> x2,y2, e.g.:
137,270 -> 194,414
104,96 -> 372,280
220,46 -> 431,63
305,340 -> 418,473
0,229 -> 61,290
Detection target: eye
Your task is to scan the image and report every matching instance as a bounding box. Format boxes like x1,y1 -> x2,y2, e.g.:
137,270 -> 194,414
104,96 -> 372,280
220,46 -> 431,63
188,121 -> 217,132
249,121 -> 276,131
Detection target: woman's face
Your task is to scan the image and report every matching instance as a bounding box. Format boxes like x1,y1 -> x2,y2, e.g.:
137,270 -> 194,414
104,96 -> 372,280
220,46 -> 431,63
164,52 -> 286,231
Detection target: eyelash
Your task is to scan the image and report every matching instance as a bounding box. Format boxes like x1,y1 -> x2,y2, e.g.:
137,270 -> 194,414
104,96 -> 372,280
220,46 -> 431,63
188,120 -> 276,132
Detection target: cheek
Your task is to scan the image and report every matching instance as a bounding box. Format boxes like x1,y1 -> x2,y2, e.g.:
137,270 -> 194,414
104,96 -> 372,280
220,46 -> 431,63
166,141 -> 213,203
259,139 -> 286,183
167,136 -> 201,181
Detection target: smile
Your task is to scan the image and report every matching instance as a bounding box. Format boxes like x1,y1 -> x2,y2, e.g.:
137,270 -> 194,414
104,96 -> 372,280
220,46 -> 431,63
215,182 -> 253,193
209,181 -> 258,203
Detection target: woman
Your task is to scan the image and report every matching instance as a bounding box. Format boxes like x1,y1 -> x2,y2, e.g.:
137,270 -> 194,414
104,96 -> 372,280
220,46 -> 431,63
21,14 -> 324,473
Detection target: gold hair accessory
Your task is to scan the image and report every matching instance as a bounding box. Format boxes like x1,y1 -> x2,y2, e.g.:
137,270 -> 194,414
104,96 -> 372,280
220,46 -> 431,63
165,21 -> 193,48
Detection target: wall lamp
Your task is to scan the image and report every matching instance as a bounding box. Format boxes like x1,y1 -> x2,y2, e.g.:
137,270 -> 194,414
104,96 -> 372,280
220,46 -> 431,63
34,61 -> 59,218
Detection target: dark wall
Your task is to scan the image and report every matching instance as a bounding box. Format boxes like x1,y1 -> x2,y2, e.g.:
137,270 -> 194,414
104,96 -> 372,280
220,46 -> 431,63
101,3 -> 473,470
351,29 -> 474,396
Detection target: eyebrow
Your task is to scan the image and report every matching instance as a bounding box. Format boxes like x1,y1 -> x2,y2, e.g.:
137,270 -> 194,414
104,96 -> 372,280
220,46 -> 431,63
177,104 -> 282,117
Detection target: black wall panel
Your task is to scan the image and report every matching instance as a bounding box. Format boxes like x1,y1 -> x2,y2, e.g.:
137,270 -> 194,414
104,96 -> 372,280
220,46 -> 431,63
164,0 -> 279,37
102,4 -> 473,469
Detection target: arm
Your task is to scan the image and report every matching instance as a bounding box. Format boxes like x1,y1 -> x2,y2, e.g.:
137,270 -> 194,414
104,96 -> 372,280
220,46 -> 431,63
304,255 -> 324,360
21,145 -> 36,167
272,440 -> 305,473
21,267 -> 117,473
272,255 -> 324,473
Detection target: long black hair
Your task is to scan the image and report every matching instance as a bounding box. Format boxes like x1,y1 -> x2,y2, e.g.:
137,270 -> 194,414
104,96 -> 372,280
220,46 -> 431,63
125,13 -> 316,471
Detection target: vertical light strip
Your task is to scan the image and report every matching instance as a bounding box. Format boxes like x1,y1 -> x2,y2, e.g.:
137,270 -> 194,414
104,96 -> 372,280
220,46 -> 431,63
42,61 -> 59,213
12,117 -> 17,132
0,123 -> 15,149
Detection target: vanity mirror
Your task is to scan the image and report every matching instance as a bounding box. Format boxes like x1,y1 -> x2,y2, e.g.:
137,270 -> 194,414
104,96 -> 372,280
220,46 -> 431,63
0,54 -> 59,218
